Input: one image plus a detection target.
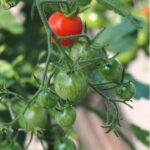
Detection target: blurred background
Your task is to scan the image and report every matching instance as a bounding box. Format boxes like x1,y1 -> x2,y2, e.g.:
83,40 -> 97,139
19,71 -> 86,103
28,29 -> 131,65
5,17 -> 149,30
0,0 -> 149,150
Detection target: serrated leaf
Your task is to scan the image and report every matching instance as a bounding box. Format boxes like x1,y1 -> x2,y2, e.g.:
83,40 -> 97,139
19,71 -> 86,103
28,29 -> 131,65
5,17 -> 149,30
130,124 -> 150,146
96,0 -> 142,28
0,9 -> 24,34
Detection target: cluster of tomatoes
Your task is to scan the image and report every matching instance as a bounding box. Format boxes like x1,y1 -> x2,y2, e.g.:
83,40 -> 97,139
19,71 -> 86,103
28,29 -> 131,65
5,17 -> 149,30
11,10 -> 136,149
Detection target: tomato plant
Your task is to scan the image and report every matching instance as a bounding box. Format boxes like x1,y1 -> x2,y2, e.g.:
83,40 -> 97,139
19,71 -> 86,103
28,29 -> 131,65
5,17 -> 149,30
0,0 -> 148,150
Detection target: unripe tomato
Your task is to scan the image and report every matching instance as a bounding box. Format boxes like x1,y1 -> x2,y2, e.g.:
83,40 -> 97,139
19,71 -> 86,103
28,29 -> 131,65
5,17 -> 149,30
55,106 -> 76,127
115,80 -> 136,100
37,88 -> 58,108
99,59 -> 123,83
54,71 -> 88,103
0,0 -> 19,9
48,12 -> 83,46
17,104 -> 48,131
54,138 -> 76,150
70,40 -> 107,71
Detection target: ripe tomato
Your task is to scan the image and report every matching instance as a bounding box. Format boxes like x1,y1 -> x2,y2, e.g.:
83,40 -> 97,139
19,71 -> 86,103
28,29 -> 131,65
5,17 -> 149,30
48,12 -> 83,46
115,80 -> 136,100
17,104 -> 48,131
70,40 -> 107,71
54,138 -> 76,150
99,59 -> 123,83
37,88 -> 58,108
54,71 -> 88,103
55,106 -> 76,127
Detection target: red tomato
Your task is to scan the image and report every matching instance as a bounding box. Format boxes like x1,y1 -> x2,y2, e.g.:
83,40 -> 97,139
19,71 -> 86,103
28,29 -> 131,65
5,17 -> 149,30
48,12 -> 83,46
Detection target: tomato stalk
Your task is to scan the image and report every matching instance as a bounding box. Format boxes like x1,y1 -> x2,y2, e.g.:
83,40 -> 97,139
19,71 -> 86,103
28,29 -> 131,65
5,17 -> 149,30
0,89 -> 41,127
36,0 -> 54,87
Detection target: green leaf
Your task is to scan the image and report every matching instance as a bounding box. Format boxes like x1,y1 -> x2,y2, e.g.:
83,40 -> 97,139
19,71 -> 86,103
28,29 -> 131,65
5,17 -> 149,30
96,0 -> 142,28
91,18 -> 137,50
130,124 -> 150,146
0,60 -> 16,78
0,103 -> 6,112
0,9 -> 24,34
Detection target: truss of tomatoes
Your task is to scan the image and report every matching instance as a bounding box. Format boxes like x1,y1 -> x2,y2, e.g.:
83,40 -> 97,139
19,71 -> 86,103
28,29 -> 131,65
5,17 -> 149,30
10,10 -> 136,150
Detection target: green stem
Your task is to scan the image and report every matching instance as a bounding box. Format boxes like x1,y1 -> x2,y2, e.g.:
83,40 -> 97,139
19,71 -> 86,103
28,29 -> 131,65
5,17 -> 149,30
0,90 -> 41,127
57,34 -> 90,43
36,0 -> 54,87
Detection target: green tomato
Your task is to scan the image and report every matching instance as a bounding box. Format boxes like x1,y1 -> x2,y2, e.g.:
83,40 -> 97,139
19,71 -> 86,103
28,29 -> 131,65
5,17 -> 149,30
18,104 -> 48,131
115,80 -> 136,100
54,138 -> 76,150
55,106 -> 76,128
54,71 -> 88,103
70,40 -> 107,71
37,88 -> 57,108
0,0 -> 19,9
99,59 -> 123,83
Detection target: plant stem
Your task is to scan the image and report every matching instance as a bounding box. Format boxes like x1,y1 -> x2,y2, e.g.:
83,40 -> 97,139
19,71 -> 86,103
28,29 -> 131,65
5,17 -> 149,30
0,89 -> 41,127
36,0 -> 54,87
84,105 -> 136,150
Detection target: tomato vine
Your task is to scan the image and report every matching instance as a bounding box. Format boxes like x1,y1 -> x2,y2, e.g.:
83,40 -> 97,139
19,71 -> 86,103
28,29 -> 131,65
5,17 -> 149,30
0,0 -> 140,149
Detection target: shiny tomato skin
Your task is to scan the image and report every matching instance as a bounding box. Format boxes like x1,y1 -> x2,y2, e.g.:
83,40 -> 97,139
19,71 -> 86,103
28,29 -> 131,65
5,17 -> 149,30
99,59 -> 123,83
55,106 -> 76,128
17,104 -> 48,131
115,80 -> 136,101
54,71 -> 88,103
70,40 -> 107,71
48,12 -> 83,46
37,88 -> 57,108
54,138 -> 76,150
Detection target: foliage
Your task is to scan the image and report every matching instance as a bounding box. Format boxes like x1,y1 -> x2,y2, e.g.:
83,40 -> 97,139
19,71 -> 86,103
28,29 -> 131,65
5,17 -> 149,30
0,0 -> 149,150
